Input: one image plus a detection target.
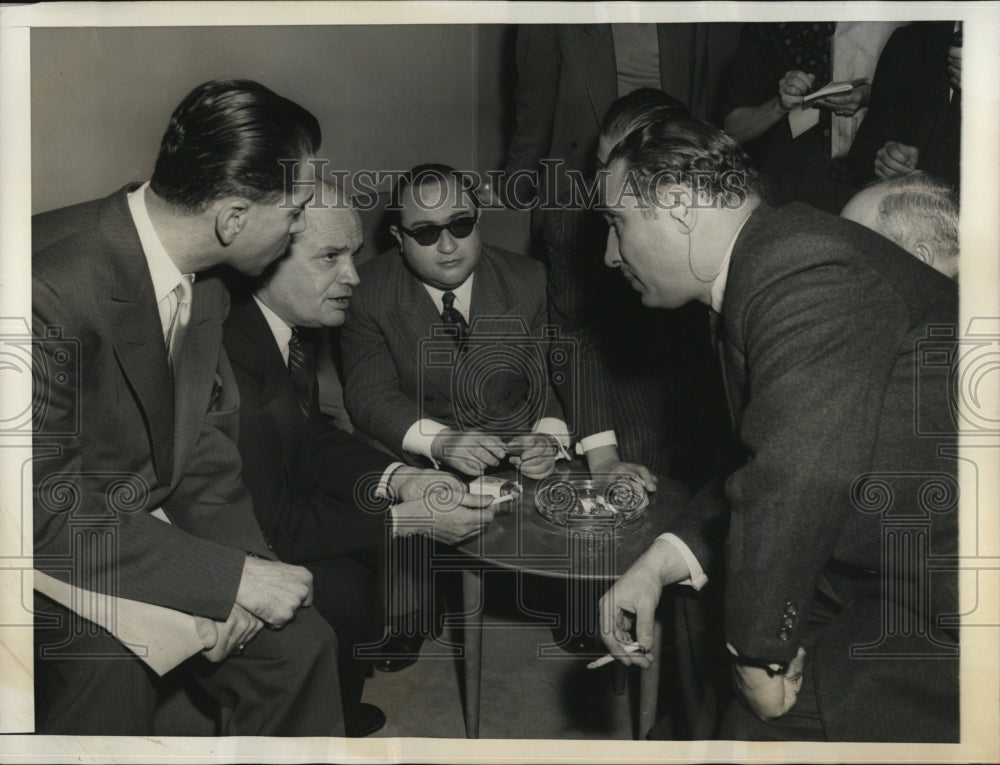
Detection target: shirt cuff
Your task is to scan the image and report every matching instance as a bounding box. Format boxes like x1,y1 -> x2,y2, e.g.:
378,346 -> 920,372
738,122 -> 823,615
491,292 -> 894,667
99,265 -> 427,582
376,462 -> 405,501
656,533 -> 709,590
533,417 -> 572,461
401,419 -> 449,467
575,430 -> 618,456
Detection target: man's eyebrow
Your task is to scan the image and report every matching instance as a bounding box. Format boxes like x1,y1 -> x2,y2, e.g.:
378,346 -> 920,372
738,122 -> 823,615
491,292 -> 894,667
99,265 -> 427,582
404,208 -> 475,228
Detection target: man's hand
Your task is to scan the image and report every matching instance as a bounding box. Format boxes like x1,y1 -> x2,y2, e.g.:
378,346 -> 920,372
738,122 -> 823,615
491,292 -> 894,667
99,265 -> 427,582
590,458 -> 658,493
195,604 -> 264,663
815,83 -> 870,117
393,488 -> 496,545
599,538 -> 687,668
875,141 -> 919,180
732,646 -> 807,722
506,433 -> 559,479
235,556 -> 314,627
947,43 -> 962,91
777,70 -> 815,112
430,429 -> 506,476
390,466 -> 465,502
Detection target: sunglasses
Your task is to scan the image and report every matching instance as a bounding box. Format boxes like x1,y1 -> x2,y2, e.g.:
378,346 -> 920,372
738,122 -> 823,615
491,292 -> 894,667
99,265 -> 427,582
398,213 -> 478,246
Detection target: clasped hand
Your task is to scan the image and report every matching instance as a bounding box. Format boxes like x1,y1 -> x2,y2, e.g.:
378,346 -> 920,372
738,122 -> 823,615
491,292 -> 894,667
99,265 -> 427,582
391,470 -> 496,545
430,428 -> 559,479
731,646 -> 807,721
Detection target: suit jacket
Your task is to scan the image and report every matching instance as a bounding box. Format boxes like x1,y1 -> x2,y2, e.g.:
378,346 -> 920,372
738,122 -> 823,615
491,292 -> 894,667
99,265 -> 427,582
505,23 -> 742,198
671,203 -> 958,741
341,244 -> 564,462
223,294 -> 391,563
847,22 -> 961,189
32,186 -> 271,620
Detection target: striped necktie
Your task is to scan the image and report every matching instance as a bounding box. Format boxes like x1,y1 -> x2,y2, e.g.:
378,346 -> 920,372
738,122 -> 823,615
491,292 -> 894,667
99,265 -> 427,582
287,328 -> 314,422
441,291 -> 469,342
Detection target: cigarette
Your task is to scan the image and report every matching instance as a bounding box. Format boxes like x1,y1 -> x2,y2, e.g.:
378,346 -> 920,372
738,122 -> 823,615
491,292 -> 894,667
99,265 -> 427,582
586,642 -> 647,669
489,493 -> 516,506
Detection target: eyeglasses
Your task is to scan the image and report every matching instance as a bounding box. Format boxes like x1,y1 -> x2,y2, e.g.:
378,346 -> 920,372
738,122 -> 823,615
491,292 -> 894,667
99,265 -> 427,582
398,213 -> 478,246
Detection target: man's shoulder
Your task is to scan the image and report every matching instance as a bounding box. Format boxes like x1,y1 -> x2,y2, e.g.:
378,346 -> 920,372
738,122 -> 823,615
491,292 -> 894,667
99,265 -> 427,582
481,243 -> 544,281
32,189 -> 130,278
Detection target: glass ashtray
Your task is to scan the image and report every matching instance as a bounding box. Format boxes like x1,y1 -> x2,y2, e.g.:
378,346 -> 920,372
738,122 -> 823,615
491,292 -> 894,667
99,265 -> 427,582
534,474 -> 649,533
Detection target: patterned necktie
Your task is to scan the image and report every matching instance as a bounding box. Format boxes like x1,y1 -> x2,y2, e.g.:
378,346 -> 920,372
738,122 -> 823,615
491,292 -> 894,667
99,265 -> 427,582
441,291 -> 470,342
286,328 -> 314,422
163,275 -> 193,372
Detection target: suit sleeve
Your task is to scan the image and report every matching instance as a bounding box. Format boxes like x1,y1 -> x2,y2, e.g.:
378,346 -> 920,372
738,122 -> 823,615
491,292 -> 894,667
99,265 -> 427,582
539,209 -> 614,440
846,31 -> 904,185
522,255 -> 567,425
504,24 -> 560,179
230,361 -> 388,565
720,256 -> 906,665
32,276 -> 247,621
340,284 -> 424,459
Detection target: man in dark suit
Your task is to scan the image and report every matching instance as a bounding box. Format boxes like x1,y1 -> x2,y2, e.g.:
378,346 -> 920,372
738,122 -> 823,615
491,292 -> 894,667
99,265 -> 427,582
597,117 -> 958,741
847,21 -> 962,191
341,164 -> 569,479
503,24 -> 742,487
32,79 -> 343,735
223,182 -> 496,735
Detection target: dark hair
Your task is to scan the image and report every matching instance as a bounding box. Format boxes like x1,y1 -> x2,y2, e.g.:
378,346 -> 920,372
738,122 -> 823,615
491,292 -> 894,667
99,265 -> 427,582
606,116 -> 761,207
599,88 -> 689,152
389,163 -> 479,223
872,171 -> 959,265
150,78 -> 321,212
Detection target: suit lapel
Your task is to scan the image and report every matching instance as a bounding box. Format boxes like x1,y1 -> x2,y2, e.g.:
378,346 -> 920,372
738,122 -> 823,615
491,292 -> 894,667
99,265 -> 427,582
391,254 -> 455,400
102,188 -> 176,488
170,277 -> 222,477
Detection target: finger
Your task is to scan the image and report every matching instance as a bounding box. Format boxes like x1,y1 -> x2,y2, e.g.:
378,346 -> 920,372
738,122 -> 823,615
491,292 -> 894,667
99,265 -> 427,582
471,445 -> 502,467
193,616 -> 219,651
477,437 -> 508,460
456,491 -> 496,509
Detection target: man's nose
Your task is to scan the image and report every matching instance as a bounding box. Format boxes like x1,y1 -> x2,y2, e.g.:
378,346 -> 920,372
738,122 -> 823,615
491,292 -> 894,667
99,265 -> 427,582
338,258 -> 361,286
437,228 -> 458,255
290,215 -> 308,235
604,228 -> 622,268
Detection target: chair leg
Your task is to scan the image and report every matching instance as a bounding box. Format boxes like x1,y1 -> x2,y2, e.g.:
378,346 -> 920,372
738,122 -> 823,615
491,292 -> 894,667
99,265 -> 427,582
611,661 -> 627,696
461,568 -> 483,739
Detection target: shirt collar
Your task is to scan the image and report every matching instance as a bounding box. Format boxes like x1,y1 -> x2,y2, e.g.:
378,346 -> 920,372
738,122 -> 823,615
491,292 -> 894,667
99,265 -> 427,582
710,212 -> 754,314
253,295 -> 295,363
422,273 -> 475,318
126,182 -> 194,303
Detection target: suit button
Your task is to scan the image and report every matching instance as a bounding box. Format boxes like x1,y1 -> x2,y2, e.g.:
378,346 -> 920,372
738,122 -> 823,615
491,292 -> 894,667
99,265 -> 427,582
783,616 -> 795,629
778,628 -> 790,641
785,601 -> 797,617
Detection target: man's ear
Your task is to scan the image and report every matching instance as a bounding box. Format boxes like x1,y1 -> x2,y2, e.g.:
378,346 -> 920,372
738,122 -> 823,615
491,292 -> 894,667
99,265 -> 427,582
215,198 -> 251,245
389,224 -> 403,251
913,241 -> 934,267
659,184 -> 697,234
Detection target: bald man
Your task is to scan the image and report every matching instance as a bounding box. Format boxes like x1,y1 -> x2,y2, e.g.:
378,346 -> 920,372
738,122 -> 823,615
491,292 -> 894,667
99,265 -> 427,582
840,171 -> 959,278
222,183 -> 495,736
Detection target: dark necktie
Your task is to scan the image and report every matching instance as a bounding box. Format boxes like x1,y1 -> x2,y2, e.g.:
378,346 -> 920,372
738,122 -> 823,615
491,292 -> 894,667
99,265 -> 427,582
287,328 -> 314,422
441,291 -> 469,342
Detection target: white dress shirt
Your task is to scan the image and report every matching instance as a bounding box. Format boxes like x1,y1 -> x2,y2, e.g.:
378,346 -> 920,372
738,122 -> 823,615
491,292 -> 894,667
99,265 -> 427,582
126,182 -> 195,338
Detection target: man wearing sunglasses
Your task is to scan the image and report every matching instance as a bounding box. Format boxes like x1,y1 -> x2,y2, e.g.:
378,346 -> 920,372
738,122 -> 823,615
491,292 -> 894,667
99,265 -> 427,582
342,164 -> 570,480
